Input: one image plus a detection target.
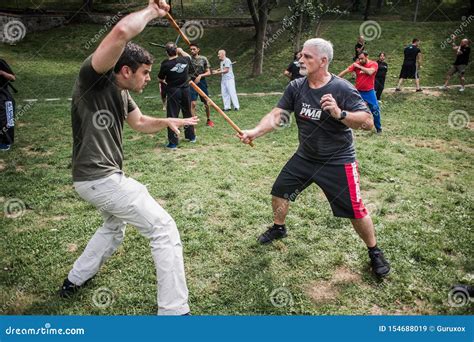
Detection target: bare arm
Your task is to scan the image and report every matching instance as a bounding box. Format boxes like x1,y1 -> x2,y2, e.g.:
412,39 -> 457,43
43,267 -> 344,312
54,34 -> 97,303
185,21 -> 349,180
338,67 -> 351,78
0,70 -> 15,81
126,107 -> 199,134
91,0 -> 170,74
284,70 -> 292,79
176,47 -> 191,59
357,65 -> 376,75
238,107 -> 282,144
417,52 -> 423,67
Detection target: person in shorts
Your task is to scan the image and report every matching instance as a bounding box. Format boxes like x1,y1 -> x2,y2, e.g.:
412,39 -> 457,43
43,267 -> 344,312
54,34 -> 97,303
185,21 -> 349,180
238,38 -> 391,278
189,43 -> 214,126
440,38 -> 470,92
396,38 -> 422,92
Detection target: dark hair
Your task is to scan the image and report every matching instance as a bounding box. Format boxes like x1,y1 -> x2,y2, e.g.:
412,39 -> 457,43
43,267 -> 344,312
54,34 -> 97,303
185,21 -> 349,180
190,43 -> 200,49
114,42 -> 154,73
293,50 -> 301,60
378,51 -> 385,57
412,38 -> 419,43
165,42 -> 177,57
358,50 -> 369,57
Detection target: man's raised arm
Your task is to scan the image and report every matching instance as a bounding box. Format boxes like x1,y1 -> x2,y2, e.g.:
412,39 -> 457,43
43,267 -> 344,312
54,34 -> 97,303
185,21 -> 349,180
92,0 -> 170,74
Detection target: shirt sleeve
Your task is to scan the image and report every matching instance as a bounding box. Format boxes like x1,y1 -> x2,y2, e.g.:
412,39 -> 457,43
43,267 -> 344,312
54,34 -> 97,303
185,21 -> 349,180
0,59 -> 14,75
276,81 -> 297,112
204,57 -> 210,70
124,91 -> 137,118
347,64 -> 355,72
158,62 -> 166,80
78,55 -> 110,89
224,58 -> 232,68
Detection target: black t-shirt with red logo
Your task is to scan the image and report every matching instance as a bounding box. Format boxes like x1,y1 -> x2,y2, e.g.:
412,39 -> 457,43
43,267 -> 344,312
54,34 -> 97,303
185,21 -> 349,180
277,75 -> 370,164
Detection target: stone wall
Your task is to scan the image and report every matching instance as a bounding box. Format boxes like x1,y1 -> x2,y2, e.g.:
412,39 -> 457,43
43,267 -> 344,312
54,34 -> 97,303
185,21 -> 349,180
1,12 -> 67,44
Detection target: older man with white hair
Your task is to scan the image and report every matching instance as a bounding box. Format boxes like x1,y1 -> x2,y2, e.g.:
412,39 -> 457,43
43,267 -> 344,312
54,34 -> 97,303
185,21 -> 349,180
238,38 -> 390,278
213,50 -> 239,111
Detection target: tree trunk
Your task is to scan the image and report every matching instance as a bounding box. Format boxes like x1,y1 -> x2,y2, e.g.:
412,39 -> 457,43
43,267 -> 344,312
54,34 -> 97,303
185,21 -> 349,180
314,16 -> 323,38
252,0 -> 268,76
83,0 -> 93,12
352,0 -> 360,11
294,10 -> 304,51
247,0 -> 259,30
376,0 -> 383,10
363,0 -> 371,20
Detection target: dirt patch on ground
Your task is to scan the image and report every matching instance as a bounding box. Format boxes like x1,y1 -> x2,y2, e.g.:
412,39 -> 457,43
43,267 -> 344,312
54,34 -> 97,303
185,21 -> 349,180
52,215 -> 67,221
67,243 -> 78,253
305,267 -> 363,303
0,160 -> 5,171
393,137 -> 474,155
20,145 -> 53,157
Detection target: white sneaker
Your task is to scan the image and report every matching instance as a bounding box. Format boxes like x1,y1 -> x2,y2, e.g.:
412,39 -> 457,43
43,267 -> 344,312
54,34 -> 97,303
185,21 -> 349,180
459,87 -> 465,92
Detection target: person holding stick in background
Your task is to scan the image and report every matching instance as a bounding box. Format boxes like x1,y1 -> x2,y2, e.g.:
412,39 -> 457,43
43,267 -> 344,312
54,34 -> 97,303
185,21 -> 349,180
440,37 -> 470,92
189,43 -> 214,127
158,43 -> 196,149
212,50 -> 240,111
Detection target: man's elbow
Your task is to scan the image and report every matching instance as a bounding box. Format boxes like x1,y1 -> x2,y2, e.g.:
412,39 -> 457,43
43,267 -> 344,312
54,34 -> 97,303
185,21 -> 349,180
113,23 -> 129,41
361,114 -> 374,130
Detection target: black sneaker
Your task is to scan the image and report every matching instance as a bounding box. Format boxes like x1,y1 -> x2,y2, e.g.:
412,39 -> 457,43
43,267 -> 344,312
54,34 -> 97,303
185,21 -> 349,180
395,88 -> 401,92
258,226 -> 287,244
416,88 -> 423,92
368,248 -> 390,277
59,278 -> 90,298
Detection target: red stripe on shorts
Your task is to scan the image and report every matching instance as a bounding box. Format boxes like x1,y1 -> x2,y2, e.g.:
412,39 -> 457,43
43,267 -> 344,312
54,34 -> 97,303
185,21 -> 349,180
344,162 -> 368,219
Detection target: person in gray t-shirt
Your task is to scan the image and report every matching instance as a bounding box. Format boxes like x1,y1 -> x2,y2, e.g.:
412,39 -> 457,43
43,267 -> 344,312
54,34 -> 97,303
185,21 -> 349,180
238,38 -> 390,278
61,1 -> 197,316
212,50 -> 239,111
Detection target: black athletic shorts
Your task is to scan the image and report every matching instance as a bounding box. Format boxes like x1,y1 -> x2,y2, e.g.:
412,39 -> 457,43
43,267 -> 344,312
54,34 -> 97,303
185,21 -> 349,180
271,154 -> 368,219
399,64 -> 419,79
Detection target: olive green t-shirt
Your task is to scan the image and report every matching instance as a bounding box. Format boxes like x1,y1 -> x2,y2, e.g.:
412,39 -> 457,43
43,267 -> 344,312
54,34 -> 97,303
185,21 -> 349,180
71,55 -> 137,181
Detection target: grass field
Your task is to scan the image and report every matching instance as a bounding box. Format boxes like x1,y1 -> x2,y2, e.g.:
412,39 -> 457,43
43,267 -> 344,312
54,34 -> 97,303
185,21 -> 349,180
0,20 -> 473,315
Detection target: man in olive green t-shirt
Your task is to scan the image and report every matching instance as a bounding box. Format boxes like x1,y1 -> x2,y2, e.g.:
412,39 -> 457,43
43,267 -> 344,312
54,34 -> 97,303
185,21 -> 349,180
60,0 -> 198,316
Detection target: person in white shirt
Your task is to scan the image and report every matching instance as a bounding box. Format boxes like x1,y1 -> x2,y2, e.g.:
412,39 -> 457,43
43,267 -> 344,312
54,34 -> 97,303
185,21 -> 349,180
212,50 -> 239,111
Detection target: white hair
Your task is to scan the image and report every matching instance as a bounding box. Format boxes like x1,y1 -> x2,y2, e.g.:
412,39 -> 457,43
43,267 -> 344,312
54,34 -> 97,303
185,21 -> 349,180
303,38 -> 334,63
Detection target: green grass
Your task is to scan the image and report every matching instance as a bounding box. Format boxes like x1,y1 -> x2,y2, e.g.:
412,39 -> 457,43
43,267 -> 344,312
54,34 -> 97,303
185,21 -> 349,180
0,21 -> 473,315
2,20 -> 474,101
